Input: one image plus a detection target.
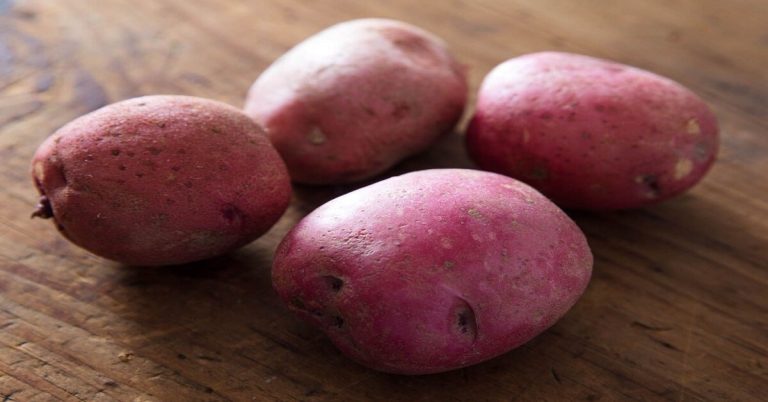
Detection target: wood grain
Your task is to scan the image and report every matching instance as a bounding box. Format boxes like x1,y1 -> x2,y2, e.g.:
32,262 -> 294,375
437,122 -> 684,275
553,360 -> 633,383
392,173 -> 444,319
1,0 -> 766,400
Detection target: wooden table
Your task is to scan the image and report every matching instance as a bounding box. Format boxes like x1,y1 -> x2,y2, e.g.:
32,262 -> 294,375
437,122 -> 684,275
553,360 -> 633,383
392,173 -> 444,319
1,0 -> 766,400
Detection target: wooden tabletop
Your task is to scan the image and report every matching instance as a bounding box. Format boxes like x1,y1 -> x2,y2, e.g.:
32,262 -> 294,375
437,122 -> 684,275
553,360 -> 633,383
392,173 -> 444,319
1,0 -> 766,400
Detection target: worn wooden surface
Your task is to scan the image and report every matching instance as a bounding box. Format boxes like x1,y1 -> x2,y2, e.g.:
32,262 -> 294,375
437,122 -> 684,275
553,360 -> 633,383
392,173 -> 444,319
1,0 -> 766,400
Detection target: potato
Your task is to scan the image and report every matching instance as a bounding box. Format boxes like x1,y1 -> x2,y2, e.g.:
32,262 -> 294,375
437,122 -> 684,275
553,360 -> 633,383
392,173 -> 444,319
31,95 -> 291,266
244,18 -> 468,185
272,169 -> 592,374
467,52 -> 719,210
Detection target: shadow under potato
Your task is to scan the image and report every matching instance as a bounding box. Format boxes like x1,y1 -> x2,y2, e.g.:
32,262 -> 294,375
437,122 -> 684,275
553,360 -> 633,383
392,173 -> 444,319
571,189 -> 766,267
110,240 -> 574,399
291,130 -> 475,216
102,192 -> 587,400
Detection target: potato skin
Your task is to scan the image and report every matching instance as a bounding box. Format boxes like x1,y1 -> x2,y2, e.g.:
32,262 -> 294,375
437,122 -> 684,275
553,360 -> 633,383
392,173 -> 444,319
245,18 -> 468,185
272,169 -> 592,374
31,95 -> 291,266
467,52 -> 719,210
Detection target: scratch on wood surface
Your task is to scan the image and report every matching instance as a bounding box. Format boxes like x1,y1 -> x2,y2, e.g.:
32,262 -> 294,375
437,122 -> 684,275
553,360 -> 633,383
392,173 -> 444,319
631,321 -> 673,332
677,303 -> 701,402
2,390 -> 19,402
0,218 -> 39,242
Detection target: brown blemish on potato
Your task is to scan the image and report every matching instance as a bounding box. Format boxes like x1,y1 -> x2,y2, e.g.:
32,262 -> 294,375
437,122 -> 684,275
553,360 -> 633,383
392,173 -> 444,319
307,127 -> 326,145
323,275 -> 344,292
55,221 -> 67,233
467,208 -> 483,219
146,147 -> 162,155
454,297 -> 477,341
290,296 -> 306,310
309,309 -> 324,318
686,119 -> 700,134
220,204 -> 244,224
111,149 -> 120,156
674,159 -> 693,180
522,129 -> 530,143
636,174 -> 661,198
442,260 -> 455,269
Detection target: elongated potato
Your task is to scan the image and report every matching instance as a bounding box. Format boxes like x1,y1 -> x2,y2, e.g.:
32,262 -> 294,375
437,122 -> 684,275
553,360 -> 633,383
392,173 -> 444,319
31,95 -> 291,266
467,52 -> 719,210
245,19 -> 468,184
272,169 -> 592,374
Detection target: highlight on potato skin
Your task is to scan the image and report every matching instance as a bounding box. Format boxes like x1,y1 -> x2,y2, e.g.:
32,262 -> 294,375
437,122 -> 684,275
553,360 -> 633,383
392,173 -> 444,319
272,169 -> 593,375
31,95 -> 292,266
245,18 -> 468,185
466,51 -> 719,210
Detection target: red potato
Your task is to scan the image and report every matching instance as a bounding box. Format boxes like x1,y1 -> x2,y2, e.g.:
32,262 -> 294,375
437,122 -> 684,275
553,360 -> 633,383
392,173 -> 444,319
467,52 -> 719,210
245,18 -> 468,185
31,95 -> 291,266
272,169 -> 593,374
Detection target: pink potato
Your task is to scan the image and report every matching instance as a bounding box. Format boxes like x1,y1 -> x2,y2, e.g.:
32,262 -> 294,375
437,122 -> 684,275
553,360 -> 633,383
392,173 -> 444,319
467,52 -> 719,210
272,169 -> 593,374
31,95 -> 292,266
245,18 -> 468,185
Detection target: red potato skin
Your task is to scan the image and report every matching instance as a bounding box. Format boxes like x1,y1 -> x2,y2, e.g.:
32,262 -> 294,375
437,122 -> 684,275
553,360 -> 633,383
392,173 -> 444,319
31,95 -> 292,266
467,52 -> 719,210
272,169 -> 593,375
245,18 -> 468,185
